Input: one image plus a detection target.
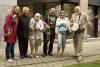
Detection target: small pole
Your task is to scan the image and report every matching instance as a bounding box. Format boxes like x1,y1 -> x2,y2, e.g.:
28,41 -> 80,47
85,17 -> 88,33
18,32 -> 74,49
61,0 -> 64,10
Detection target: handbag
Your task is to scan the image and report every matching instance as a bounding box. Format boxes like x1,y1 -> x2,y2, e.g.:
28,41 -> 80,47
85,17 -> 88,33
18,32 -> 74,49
4,30 -> 12,37
4,16 -> 13,37
77,26 -> 85,33
72,13 -> 84,33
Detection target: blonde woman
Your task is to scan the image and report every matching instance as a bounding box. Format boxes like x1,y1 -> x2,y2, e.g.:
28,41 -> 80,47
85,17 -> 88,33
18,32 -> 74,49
29,13 -> 44,57
55,10 -> 71,57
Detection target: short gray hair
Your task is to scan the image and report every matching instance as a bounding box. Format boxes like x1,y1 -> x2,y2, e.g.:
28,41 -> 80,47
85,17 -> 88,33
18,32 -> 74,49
34,13 -> 41,17
23,7 -> 29,11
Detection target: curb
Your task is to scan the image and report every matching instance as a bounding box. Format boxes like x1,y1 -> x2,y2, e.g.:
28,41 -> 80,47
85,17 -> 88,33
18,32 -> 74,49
54,37 -> 100,44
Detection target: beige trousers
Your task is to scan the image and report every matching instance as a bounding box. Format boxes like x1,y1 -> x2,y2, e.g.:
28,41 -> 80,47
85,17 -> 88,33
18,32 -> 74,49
73,32 -> 84,56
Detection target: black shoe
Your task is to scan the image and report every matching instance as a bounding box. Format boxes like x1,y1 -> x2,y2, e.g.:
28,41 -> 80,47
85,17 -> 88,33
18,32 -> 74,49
24,55 -> 30,58
48,53 -> 53,56
20,56 -> 24,59
42,54 -> 47,57
72,56 -> 78,59
77,56 -> 82,62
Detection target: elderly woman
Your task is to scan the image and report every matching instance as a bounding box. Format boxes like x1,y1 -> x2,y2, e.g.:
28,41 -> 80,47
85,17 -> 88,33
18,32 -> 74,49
29,13 -> 44,57
3,6 -> 20,62
55,10 -> 71,57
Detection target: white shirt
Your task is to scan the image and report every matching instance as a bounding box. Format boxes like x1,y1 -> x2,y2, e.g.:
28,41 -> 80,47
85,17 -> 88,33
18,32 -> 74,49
30,18 -> 44,31
29,18 -> 44,39
55,17 -> 70,33
76,15 -> 80,24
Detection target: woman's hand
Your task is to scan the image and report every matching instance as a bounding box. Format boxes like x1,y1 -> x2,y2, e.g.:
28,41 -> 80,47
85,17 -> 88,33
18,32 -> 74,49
4,32 -> 11,37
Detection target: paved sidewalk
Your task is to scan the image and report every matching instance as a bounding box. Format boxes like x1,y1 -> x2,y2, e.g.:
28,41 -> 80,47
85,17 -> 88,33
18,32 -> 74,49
0,37 -> 100,67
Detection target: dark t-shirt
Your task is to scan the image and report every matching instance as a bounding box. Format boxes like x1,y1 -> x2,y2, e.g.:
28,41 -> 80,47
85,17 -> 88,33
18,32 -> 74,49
43,14 -> 57,32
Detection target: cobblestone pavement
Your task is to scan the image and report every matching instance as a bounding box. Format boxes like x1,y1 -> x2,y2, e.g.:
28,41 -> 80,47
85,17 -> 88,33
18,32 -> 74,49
0,38 -> 100,67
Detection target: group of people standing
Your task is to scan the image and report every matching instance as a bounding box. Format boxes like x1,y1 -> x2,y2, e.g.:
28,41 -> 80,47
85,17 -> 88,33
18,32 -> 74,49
3,5 -> 88,62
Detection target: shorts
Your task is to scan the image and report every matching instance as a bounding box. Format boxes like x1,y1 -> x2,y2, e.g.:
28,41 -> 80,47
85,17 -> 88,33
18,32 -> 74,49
29,38 -> 41,46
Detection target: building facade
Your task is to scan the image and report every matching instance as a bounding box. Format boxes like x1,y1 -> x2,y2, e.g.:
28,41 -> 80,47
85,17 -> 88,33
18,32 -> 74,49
0,0 -> 100,39
0,0 -> 17,41
17,0 -> 100,37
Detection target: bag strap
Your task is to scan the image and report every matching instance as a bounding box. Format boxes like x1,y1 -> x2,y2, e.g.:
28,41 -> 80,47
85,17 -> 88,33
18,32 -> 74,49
47,15 -> 50,25
78,16 -> 80,24
77,14 -> 81,24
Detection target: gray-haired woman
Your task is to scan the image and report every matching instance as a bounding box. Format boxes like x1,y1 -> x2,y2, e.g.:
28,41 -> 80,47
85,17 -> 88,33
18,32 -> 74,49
29,13 -> 44,57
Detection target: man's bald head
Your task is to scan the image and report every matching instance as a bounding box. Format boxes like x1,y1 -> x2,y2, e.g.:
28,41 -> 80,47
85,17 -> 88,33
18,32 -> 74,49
74,6 -> 81,13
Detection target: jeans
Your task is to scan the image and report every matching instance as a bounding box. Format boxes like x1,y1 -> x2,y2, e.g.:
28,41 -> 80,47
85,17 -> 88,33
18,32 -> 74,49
58,31 -> 66,47
5,43 -> 15,60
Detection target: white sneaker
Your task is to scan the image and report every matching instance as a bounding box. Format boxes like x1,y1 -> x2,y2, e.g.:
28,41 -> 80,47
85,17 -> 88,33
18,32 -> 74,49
14,57 -> 18,60
77,56 -> 82,62
35,55 -> 39,58
6,59 -> 13,63
30,54 -> 34,58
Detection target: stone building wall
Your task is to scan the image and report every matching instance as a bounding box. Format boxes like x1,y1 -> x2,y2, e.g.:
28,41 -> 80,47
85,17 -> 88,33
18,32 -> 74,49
0,0 -> 17,42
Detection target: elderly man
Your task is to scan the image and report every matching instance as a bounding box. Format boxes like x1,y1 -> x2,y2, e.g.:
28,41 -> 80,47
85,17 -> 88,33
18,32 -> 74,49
43,8 -> 57,57
71,6 -> 88,62
17,7 -> 31,59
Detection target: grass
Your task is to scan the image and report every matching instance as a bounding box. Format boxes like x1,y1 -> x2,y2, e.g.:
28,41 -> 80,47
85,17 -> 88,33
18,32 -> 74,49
64,60 -> 100,67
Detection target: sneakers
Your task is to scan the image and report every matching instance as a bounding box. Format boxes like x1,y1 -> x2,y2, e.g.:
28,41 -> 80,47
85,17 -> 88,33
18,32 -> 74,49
48,53 -> 53,56
72,56 -> 78,59
77,56 -> 82,62
6,59 -> 13,63
42,54 -> 47,57
24,55 -> 32,58
34,55 -> 39,58
30,54 -> 34,58
72,55 -> 83,62
29,54 -> 39,58
13,57 -> 18,60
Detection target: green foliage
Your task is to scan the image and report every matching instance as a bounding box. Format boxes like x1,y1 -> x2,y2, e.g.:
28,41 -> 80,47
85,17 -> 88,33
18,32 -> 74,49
64,60 -> 100,67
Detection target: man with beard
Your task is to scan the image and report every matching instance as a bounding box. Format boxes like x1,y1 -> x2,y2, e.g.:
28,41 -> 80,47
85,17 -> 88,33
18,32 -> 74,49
43,8 -> 57,57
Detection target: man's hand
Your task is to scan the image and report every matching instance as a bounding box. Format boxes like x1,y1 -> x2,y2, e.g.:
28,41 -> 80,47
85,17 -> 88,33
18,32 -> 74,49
43,22 -> 50,29
55,31 -> 58,36
44,24 -> 50,29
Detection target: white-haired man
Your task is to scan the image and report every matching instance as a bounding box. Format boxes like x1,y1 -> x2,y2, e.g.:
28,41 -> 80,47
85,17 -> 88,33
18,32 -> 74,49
17,7 -> 31,59
71,6 -> 88,62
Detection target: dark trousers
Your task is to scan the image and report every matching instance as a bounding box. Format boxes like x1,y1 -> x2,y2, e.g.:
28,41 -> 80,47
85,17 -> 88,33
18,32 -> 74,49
5,43 -> 15,60
43,32 -> 55,55
18,35 -> 28,56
